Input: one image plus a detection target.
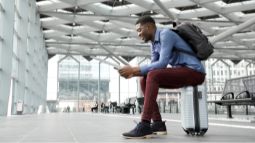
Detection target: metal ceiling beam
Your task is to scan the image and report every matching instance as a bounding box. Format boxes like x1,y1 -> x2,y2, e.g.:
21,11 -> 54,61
46,41 -> 255,51
58,0 -> 76,5
47,51 -> 149,57
48,46 -> 255,60
47,46 -> 149,56
190,0 -> 251,51
98,42 -> 129,65
215,48 -> 255,51
191,0 -> 238,23
46,41 -> 148,47
152,0 -> 176,20
40,11 -> 236,26
109,56 -> 121,66
210,16 -> 255,44
47,43 -> 148,54
48,50 -> 255,60
138,57 -> 148,65
231,38 -> 253,49
91,56 -> 121,69
46,42 -> 150,56
39,0 -> 255,62
40,11 -> 137,20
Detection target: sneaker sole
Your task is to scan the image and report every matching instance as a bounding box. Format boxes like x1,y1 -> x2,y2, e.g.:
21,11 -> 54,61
122,134 -> 154,139
153,131 -> 167,135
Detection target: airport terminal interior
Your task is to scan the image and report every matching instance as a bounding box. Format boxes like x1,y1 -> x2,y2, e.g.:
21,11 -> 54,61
0,0 -> 255,142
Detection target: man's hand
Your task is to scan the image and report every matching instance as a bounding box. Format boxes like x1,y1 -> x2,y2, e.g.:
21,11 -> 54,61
118,66 -> 141,79
118,65 -> 134,79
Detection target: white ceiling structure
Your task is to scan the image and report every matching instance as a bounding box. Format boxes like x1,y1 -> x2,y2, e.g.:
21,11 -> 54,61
36,0 -> 255,63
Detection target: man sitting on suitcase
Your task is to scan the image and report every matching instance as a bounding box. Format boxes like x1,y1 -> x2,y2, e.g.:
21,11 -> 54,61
118,16 -> 205,139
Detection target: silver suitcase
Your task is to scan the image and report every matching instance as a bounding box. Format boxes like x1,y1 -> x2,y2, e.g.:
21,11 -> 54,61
181,86 -> 208,136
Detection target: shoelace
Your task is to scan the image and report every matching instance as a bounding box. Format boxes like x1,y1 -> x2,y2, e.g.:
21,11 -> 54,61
133,120 -> 139,125
132,120 -> 144,133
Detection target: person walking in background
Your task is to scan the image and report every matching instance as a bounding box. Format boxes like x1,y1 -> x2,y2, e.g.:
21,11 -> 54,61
67,105 -> 70,112
91,101 -> 98,112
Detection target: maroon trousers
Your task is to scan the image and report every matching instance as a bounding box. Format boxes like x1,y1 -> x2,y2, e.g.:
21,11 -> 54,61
140,67 -> 205,121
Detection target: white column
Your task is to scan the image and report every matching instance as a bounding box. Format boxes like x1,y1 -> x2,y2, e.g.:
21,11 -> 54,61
0,0 -> 15,116
13,0 -> 29,113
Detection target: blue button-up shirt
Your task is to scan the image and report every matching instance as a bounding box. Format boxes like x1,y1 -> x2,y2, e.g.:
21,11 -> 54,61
140,28 -> 205,75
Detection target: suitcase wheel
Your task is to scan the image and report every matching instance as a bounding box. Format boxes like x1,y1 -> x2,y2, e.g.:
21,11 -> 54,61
185,131 -> 190,135
184,130 -> 195,136
183,129 -> 207,136
198,130 -> 206,136
190,132 -> 196,136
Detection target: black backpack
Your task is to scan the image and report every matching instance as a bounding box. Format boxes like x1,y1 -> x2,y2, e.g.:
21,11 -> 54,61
172,22 -> 214,60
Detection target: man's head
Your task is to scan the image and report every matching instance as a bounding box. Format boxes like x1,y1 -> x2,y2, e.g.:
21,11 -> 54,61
135,16 -> 156,43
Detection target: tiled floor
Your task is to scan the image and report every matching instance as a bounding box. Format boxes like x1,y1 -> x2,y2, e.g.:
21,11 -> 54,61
0,112 -> 254,143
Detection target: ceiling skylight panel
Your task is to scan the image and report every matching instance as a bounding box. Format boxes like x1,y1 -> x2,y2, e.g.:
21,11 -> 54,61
40,17 -> 56,22
214,1 -> 227,7
36,0 -> 60,6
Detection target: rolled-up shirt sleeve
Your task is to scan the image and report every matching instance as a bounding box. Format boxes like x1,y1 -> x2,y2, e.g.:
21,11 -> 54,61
140,29 -> 176,75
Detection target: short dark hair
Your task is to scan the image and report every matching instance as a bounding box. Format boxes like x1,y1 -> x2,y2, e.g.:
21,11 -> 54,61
135,15 -> 155,25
